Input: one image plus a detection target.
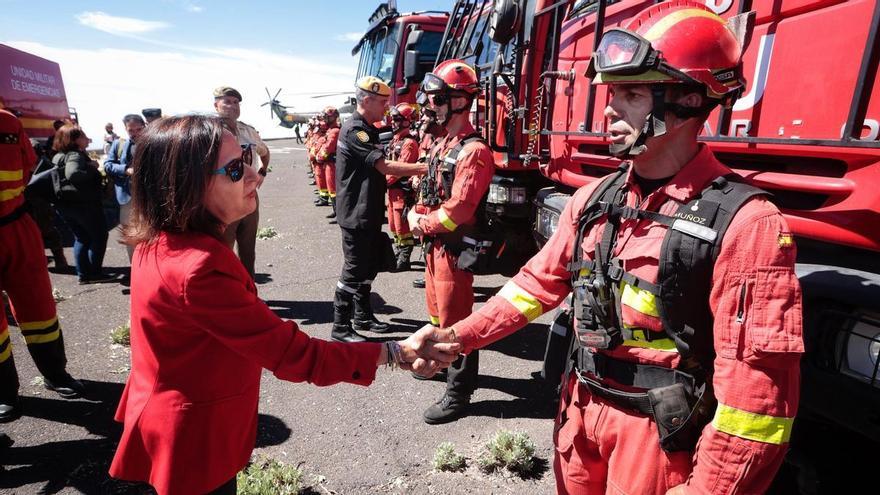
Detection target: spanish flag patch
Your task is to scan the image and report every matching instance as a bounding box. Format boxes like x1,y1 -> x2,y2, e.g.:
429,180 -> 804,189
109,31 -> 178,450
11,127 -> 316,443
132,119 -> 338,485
356,131 -> 370,143
778,233 -> 794,248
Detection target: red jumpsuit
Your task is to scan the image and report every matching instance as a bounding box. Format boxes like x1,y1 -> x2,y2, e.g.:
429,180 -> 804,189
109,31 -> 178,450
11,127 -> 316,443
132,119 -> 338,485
385,131 -> 419,247
309,129 -> 327,199
416,123 -> 494,388
0,109 -> 70,403
451,145 -> 803,494
317,126 -> 340,200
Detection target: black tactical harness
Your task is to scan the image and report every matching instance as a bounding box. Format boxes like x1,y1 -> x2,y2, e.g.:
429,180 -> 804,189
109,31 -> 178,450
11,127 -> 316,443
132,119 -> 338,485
563,164 -> 766,451
420,133 -> 499,274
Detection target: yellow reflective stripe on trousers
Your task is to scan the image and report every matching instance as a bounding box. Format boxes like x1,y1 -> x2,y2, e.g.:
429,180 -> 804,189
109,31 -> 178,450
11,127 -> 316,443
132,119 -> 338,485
712,403 -> 794,444
429,315 -> 440,325
0,324 -> 10,363
620,280 -> 660,317
622,329 -> 678,352
24,328 -> 60,344
437,208 -> 458,231
0,186 -> 24,202
0,170 -> 23,181
498,281 -> 543,322
19,316 -> 58,331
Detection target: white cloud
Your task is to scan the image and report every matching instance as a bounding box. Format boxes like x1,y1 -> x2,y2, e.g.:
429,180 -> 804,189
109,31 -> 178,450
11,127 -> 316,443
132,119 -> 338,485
76,11 -> 170,35
185,4 -> 204,13
3,41 -> 356,142
335,32 -> 364,42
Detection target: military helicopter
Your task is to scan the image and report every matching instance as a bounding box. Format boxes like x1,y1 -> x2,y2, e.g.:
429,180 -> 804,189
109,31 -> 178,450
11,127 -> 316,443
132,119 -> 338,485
262,88 -> 355,128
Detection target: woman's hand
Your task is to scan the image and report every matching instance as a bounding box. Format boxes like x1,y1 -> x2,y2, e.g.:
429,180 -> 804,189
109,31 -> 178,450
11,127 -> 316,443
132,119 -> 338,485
396,324 -> 461,377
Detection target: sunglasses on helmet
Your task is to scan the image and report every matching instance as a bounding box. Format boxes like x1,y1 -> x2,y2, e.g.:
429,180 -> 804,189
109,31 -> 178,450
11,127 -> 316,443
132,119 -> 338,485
587,28 -> 700,85
213,143 -> 254,182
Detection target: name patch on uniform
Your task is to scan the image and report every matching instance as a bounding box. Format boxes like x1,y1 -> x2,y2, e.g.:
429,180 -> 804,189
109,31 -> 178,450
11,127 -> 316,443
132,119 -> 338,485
356,131 -> 370,143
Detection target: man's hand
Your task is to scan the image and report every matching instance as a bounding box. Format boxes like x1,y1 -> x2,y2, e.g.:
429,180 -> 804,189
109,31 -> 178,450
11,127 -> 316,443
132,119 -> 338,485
407,210 -> 426,237
398,324 -> 461,377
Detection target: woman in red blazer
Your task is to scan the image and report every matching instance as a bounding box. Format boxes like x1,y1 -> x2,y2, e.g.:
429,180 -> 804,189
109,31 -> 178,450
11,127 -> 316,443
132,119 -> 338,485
109,115 -> 458,495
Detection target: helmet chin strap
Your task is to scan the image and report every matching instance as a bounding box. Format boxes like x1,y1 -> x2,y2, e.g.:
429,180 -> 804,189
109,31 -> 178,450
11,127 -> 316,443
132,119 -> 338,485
609,84 -> 667,158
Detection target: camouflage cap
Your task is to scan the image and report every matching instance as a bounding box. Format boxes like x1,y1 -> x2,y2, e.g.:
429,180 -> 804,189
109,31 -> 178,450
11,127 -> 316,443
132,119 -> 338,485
213,86 -> 243,102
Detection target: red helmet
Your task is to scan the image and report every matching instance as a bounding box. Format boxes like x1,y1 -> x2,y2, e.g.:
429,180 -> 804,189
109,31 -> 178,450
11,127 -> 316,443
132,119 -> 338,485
322,106 -> 339,123
390,103 -> 420,122
423,59 -> 480,95
589,0 -> 746,100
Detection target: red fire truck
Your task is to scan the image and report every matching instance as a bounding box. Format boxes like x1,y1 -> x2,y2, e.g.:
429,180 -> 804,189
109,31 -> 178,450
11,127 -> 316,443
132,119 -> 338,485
352,2 -> 450,107
436,0 -> 880,491
0,43 -> 73,140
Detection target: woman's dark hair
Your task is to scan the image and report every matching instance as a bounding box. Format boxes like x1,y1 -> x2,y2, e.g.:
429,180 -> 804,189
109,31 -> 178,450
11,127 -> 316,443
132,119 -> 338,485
52,124 -> 86,153
124,114 -> 227,245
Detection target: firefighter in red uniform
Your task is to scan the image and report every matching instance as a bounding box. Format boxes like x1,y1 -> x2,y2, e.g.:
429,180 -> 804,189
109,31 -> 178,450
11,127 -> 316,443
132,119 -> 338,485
422,3 -> 804,493
310,118 -> 328,206
410,107 -> 447,290
0,109 -> 85,421
407,60 -> 495,424
385,103 -> 420,271
305,118 -> 317,186
317,106 -> 341,220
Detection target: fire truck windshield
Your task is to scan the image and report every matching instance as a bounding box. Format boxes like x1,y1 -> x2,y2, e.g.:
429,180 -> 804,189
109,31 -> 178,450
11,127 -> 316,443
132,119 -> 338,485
356,24 -> 400,82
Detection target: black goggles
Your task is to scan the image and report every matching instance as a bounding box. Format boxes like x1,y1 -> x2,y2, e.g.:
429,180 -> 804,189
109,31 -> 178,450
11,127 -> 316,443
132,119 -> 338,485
421,73 -> 454,106
588,28 -> 699,85
213,144 -> 254,182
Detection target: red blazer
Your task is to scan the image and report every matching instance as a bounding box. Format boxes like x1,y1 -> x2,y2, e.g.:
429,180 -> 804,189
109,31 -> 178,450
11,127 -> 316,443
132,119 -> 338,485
109,232 -> 381,494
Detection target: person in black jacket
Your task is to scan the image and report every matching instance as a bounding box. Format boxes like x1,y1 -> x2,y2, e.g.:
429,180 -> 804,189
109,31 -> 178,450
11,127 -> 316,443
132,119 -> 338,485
51,125 -> 113,284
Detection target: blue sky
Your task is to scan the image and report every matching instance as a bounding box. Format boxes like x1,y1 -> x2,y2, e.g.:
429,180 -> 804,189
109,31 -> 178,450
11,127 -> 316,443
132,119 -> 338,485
2,1 -> 450,141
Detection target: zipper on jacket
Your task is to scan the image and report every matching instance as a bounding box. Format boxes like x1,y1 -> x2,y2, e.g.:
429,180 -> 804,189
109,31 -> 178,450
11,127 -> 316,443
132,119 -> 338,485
735,281 -> 749,324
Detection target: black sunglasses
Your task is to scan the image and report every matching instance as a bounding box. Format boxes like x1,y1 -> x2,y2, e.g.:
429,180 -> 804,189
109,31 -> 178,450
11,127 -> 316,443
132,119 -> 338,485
213,144 -> 254,182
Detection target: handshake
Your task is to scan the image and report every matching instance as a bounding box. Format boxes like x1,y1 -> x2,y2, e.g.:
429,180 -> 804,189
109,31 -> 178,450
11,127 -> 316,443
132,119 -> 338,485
385,324 -> 461,378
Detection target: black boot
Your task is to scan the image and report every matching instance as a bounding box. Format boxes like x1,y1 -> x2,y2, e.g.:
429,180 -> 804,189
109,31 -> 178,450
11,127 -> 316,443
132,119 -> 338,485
26,330 -> 80,399
0,347 -> 20,422
396,245 -> 413,272
423,392 -> 471,425
332,287 -> 366,343
412,278 -> 426,289
43,372 -> 86,399
0,398 -> 20,423
353,286 -> 391,333
331,324 -> 366,343
326,197 -> 336,220
314,195 -> 329,206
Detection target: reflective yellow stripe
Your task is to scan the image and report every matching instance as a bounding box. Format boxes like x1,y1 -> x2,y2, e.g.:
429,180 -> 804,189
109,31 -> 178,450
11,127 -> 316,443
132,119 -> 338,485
0,186 -> 24,202
24,327 -> 60,344
622,329 -> 678,352
643,8 -> 724,41
498,281 -> 544,322
19,316 -> 58,331
0,170 -> 23,181
0,325 -> 10,362
429,315 -> 440,325
712,403 -> 794,445
437,208 -> 457,231
620,281 -> 659,317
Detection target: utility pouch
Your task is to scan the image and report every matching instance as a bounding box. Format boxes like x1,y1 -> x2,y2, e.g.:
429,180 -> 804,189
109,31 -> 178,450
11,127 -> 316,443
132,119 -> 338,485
455,235 -> 496,274
647,383 -> 702,452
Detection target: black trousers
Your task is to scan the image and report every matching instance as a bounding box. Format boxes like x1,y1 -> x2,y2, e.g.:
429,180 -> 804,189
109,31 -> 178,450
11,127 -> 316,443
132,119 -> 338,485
334,227 -> 385,326
338,227 -> 382,292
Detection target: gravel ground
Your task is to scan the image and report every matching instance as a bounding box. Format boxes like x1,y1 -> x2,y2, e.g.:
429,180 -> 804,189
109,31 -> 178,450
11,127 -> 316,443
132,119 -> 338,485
1,138 -> 559,494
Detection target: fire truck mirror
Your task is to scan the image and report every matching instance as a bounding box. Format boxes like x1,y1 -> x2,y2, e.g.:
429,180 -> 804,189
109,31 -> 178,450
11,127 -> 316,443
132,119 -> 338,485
489,0 -> 521,45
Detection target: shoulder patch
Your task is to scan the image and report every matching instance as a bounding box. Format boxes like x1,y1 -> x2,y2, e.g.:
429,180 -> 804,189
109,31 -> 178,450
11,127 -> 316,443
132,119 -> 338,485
356,131 -> 370,143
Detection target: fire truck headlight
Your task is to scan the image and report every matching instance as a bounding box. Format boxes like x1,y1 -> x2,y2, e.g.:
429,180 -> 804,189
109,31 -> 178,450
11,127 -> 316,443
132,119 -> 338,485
488,179 -> 528,205
535,207 -> 560,239
841,319 -> 880,387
